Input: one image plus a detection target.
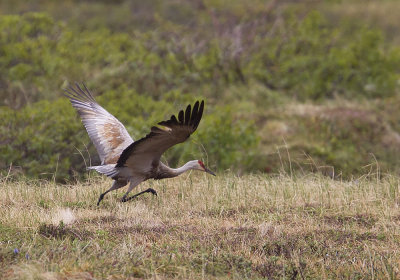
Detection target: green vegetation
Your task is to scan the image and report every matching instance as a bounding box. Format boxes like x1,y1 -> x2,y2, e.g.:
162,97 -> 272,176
1,0 -> 400,180
1,173 -> 400,279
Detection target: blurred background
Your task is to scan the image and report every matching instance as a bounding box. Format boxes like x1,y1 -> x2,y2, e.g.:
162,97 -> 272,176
1,0 -> 400,181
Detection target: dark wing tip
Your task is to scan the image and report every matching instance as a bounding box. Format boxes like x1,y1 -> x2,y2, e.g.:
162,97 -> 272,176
184,104 -> 191,125
193,100 -> 204,130
157,100 -> 205,131
158,114 -> 178,127
178,110 -> 184,123
190,101 -> 200,127
170,115 -> 178,124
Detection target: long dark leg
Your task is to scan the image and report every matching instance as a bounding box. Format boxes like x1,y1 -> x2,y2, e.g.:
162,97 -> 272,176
97,180 -> 127,206
121,188 -> 157,202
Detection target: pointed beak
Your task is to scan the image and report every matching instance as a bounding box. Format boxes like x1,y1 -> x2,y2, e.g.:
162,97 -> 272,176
204,167 -> 216,176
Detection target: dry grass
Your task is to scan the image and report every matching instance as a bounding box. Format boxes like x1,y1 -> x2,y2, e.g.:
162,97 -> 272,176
1,172 -> 400,279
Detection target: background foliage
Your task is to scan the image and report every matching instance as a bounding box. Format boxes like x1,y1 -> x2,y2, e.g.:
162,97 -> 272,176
1,0 -> 400,180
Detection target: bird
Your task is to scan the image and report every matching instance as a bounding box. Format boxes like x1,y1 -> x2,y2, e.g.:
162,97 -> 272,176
64,83 -> 215,205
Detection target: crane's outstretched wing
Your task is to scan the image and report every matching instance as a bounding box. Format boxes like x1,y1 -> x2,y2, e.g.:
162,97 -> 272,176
116,100 -> 204,171
64,83 -> 134,165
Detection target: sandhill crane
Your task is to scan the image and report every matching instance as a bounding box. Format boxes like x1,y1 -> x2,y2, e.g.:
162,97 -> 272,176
64,83 -> 215,205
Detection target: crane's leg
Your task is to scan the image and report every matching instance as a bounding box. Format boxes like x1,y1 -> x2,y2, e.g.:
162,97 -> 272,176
97,180 -> 127,206
121,188 -> 157,202
121,179 -> 157,202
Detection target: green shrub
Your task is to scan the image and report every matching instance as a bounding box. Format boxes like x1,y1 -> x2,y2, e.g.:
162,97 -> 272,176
247,12 -> 400,100
0,13 -> 62,108
2,11 -> 399,109
0,99 -> 88,181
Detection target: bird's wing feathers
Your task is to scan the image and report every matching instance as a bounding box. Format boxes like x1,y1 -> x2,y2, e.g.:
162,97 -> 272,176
64,83 -> 134,165
116,100 -> 204,170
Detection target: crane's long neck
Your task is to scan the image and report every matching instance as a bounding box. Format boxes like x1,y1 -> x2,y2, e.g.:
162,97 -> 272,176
157,161 -> 196,179
173,161 -> 196,176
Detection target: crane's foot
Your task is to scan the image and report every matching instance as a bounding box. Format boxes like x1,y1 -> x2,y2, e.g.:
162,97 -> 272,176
97,193 -> 106,206
121,188 -> 157,202
146,188 -> 157,196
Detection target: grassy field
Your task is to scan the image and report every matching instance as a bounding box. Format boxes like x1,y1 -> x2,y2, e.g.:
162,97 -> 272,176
1,172 -> 400,279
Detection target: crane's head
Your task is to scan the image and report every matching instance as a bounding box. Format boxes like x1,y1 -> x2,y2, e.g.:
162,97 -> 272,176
196,160 -> 216,176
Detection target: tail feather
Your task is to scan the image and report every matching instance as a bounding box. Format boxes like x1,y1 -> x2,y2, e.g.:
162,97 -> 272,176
88,164 -> 118,178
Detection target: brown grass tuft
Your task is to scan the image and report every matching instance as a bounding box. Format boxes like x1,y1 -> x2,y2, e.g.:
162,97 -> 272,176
1,173 -> 400,279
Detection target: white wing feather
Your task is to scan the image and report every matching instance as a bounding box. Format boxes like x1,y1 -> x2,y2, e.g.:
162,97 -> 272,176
64,84 -> 134,165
